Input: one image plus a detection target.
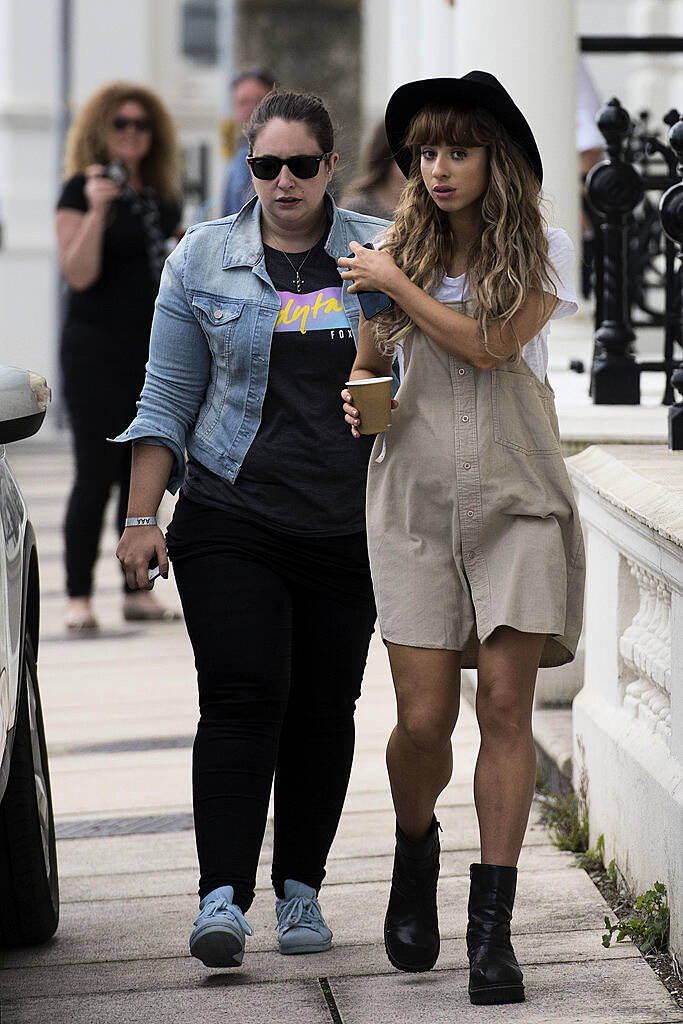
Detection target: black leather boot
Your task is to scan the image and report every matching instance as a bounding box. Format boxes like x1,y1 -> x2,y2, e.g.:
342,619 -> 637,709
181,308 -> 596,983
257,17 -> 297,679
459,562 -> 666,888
466,863 -> 525,1004
384,816 -> 440,972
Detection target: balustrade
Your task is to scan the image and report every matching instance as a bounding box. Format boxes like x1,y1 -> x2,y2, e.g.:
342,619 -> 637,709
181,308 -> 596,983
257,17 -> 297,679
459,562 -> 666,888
619,559 -> 672,745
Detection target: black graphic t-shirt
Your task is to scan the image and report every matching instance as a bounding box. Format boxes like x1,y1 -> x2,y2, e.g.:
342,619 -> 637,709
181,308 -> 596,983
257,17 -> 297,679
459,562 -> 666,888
183,233 -> 375,535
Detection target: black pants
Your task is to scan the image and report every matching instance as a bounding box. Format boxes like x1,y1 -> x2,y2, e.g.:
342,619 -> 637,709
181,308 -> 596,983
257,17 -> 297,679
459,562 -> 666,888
166,497 -> 377,912
61,324 -> 146,598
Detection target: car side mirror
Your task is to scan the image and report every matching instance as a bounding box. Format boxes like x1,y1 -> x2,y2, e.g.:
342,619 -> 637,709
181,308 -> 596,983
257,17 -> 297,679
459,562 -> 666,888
0,367 -> 51,444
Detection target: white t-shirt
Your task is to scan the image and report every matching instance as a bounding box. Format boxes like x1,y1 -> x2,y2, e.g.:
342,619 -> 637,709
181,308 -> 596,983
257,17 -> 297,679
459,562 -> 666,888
432,227 -> 578,382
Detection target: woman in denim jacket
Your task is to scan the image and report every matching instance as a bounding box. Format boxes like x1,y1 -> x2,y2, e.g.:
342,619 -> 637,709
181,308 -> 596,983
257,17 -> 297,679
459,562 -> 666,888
115,92 -> 389,969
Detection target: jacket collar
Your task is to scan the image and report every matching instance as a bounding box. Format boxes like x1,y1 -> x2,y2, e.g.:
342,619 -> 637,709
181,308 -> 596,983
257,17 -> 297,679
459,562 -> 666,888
221,193 -> 347,270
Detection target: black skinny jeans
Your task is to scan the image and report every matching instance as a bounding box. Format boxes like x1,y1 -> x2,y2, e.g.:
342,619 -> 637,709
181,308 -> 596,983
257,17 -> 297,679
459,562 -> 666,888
166,497 -> 377,912
61,323 -> 147,598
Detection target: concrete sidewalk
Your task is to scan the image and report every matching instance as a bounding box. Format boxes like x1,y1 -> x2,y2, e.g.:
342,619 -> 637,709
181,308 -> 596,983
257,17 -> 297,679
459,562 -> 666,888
1,320 -> 681,1023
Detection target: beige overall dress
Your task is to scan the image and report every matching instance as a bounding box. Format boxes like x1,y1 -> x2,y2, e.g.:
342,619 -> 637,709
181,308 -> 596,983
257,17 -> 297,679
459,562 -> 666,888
366,301 -> 585,669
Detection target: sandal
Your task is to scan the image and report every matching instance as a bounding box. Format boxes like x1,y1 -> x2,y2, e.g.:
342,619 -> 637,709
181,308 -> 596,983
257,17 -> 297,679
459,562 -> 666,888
65,600 -> 99,633
122,596 -> 181,622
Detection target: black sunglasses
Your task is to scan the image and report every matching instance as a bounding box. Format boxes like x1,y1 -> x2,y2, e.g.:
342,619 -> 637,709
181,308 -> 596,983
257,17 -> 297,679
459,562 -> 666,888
246,152 -> 331,180
113,116 -> 152,132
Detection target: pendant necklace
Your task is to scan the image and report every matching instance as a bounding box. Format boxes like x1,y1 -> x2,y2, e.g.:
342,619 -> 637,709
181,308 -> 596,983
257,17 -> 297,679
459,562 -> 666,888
280,246 -> 313,293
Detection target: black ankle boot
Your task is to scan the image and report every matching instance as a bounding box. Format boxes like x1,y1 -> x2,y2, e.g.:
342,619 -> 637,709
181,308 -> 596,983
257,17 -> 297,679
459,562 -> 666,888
384,817 -> 440,972
466,863 -> 524,1004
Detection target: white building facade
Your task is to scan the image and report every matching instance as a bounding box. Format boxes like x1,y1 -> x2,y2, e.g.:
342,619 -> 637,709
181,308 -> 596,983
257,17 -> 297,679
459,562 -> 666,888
1,0 -> 682,404
0,0 -> 225,408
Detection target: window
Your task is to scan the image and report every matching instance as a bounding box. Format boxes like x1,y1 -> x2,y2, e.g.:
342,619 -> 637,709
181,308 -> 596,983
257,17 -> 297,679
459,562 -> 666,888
181,1 -> 218,66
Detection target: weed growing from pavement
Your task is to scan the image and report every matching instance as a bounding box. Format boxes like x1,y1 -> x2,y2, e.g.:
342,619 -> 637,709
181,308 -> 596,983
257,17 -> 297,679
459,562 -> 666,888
592,864 -> 679,1006
535,754 -> 681,1008
574,831 -> 605,873
536,737 -> 589,853
537,789 -> 588,851
602,880 -> 670,954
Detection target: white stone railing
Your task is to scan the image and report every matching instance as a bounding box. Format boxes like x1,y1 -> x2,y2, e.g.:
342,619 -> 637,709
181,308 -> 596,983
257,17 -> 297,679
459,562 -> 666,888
620,561 -> 672,745
566,444 -> 683,962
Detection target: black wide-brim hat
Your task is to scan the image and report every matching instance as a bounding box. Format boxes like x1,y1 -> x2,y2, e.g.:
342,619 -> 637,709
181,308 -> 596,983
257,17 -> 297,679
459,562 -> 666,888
385,72 -> 543,185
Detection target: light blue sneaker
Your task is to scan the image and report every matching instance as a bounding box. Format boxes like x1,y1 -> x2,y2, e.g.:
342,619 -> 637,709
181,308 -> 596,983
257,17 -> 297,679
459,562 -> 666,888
275,879 -> 333,955
189,885 -> 253,968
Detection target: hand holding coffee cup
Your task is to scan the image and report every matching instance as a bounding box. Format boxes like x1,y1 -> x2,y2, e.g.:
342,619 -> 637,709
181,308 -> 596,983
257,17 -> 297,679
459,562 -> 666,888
342,377 -> 397,437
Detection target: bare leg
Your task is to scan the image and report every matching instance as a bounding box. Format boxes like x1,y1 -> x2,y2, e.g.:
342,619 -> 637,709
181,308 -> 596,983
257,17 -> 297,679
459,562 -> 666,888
385,644 -> 461,839
383,643 -> 461,972
474,627 -> 545,866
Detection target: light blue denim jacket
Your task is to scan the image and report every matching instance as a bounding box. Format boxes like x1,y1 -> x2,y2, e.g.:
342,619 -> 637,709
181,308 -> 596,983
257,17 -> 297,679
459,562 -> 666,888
112,195 -> 390,492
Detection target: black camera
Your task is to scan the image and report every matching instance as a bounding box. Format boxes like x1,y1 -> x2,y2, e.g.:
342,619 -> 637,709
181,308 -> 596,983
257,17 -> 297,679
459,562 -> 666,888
101,162 -> 128,187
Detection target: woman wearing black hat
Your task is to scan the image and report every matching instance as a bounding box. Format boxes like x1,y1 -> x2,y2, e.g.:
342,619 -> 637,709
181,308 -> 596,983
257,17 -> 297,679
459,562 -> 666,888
340,73 -> 584,1005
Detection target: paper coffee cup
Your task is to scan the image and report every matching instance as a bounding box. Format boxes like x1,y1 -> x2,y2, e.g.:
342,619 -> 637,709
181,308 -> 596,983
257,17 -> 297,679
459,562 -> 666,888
345,376 -> 393,434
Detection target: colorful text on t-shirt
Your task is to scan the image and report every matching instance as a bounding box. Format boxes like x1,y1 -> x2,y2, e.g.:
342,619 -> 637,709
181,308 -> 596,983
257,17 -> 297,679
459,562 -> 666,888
274,287 -> 351,335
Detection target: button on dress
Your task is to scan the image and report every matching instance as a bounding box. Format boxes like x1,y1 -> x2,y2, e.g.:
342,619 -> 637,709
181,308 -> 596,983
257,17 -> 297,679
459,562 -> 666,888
366,300 -> 585,669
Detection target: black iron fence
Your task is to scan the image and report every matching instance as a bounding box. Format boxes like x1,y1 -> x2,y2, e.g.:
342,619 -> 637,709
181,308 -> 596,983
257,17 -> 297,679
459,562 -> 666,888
659,121 -> 683,448
584,99 -> 683,445
585,101 -> 680,403
577,35 -> 683,445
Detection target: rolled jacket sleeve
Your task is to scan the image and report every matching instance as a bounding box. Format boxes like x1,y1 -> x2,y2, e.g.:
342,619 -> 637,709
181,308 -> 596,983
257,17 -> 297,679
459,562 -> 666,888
109,247 -> 210,493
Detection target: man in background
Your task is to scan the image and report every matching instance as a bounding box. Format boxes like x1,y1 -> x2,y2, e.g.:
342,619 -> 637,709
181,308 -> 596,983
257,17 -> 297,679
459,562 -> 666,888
222,68 -> 276,216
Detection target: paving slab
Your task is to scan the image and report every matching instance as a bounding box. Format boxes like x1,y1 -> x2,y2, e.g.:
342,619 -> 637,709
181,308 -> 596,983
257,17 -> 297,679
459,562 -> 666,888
328,804 -> 552,858
329,960 -> 683,1024
3,431 -> 680,1024
2,870 -> 611,971
49,831 -> 199,878
5,951 -> 668,1024
0,932 -> 637,1003
49,751 -> 193,817
52,803 -> 565,881
1,978 -> 332,1024
56,842 -> 583,904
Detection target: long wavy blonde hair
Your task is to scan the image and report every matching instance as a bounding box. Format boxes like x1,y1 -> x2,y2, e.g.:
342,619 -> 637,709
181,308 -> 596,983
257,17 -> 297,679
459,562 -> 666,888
374,105 -> 556,358
63,82 -> 183,201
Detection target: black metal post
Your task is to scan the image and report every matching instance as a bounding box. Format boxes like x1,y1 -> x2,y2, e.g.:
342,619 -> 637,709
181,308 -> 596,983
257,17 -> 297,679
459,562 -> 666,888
658,117 -> 683,449
587,98 -> 644,404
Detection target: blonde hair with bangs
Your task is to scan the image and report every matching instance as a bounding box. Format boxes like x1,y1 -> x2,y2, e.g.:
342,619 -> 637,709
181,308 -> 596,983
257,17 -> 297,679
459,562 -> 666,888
374,105 -> 556,358
63,81 -> 183,202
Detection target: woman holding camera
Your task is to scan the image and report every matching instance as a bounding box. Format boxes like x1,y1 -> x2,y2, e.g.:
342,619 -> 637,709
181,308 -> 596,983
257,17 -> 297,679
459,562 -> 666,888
56,82 -> 182,631
115,91 -> 388,969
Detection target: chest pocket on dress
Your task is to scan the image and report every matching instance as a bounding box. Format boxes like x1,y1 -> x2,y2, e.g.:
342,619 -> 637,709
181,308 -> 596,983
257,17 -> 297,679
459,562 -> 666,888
491,367 -> 561,456
192,297 -> 243,359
